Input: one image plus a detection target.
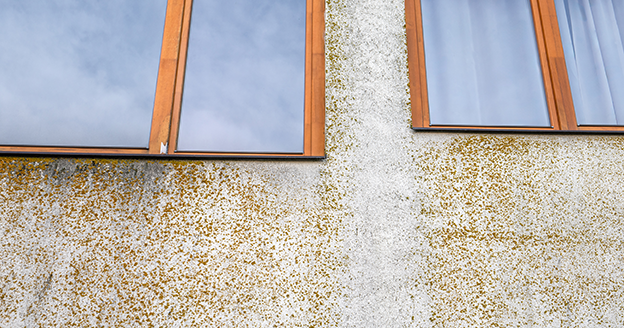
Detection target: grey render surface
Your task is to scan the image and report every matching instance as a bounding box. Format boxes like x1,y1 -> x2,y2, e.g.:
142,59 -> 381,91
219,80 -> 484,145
1,0 -> 623,326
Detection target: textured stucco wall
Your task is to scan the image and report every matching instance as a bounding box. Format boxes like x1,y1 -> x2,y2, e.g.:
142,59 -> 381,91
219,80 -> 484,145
2,0 -> 624,326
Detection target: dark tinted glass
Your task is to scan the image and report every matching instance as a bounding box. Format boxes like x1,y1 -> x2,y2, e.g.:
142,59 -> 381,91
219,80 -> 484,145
0,0 -> 167,147
177,0 -> 306,153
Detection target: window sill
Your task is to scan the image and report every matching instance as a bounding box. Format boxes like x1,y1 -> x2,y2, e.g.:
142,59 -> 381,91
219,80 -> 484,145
0,148 -> 325,160
412,127 -> 624,134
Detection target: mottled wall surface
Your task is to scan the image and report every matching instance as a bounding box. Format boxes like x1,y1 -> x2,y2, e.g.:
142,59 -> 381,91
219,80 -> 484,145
1,160 -> 342,327
1,0 -> 624,327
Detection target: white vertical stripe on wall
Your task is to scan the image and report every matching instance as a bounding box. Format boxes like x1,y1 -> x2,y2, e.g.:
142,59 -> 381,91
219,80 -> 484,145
556,0 -> 624,125
421,0 -> 550,127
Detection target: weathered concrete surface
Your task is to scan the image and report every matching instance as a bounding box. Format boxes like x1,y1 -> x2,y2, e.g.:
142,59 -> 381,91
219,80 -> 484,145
417,135 -> 624,327
1,160 -> 342,326
2,0 -> 624,326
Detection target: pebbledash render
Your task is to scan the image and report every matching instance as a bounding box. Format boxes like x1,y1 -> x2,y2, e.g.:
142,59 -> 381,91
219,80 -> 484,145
2,0 -> 624,326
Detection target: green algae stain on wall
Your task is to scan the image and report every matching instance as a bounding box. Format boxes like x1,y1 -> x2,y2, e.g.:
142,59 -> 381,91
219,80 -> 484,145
417,135 -> 624,327
0,158 -> 342,327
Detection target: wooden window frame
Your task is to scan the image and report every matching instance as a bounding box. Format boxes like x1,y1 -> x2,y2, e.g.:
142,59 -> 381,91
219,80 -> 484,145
405,0 -> 624,133
0,0 -> 325,158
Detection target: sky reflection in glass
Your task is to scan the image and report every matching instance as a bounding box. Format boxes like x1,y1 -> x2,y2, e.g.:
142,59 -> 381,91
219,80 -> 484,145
0,0 -> 167,147
421,0 -> 550,127
177,0 -> 306,153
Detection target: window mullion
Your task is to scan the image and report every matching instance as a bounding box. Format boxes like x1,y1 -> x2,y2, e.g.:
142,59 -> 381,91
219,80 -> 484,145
532,0 -> 578,130
166,0 -> 194,155
149,0 -> 187,154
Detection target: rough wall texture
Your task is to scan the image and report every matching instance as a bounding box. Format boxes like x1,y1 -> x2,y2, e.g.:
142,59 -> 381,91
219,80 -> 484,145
1,0 -> 623,327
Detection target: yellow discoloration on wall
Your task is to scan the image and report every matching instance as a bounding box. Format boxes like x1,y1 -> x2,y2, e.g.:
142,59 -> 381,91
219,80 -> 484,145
0,158 -> 342,327
4,0 -> 624,325
419,135 -> 624,327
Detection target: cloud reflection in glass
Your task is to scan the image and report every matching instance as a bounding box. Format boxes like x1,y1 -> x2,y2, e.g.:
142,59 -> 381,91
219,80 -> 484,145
0,0 -> 167,147
177,0 -> 306,153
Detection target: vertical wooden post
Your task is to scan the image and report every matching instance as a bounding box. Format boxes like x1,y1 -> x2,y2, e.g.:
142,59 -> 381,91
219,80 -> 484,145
405,0 -> 429,128
148,0 -> 186,154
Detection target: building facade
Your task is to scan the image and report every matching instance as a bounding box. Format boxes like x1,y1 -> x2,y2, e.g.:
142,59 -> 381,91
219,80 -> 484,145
1,0 -> 624,326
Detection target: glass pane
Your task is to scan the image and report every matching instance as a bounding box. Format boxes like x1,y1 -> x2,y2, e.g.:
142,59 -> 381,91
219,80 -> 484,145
0,0 -> 167,147
421,0 -> 550,127
177,0 -> 306,153
555,0 -> 624,125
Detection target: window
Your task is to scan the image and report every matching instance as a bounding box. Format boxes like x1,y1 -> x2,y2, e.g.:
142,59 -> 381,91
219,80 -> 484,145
555,0 -> 624,126
0,0 -> 325,157
405,0 -> 624,132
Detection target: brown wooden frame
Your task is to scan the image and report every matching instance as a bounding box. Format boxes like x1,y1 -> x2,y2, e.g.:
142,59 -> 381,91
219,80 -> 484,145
0,0 -> 325,157
405,0 -> 624,133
